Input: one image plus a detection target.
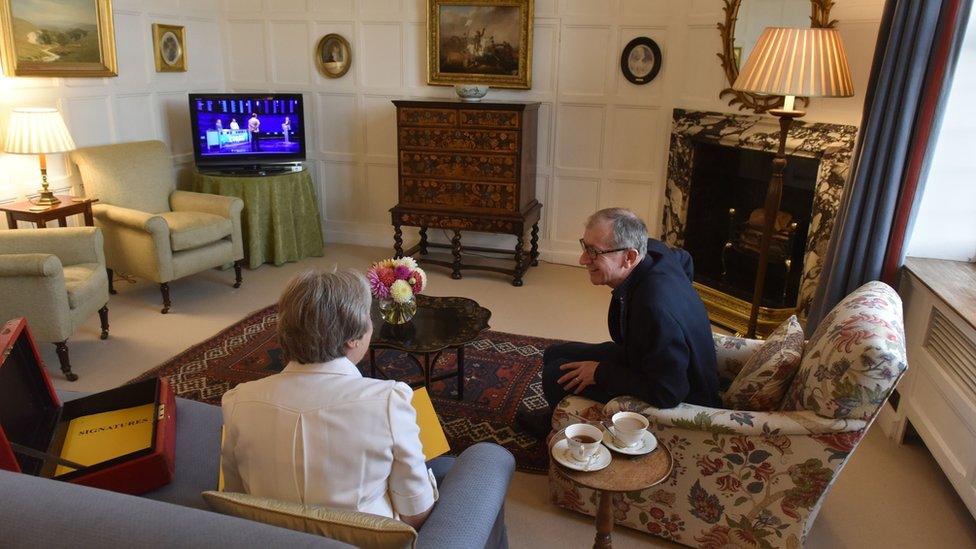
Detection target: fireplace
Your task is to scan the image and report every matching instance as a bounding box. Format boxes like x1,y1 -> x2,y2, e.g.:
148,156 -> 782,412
664,109 -> 857,336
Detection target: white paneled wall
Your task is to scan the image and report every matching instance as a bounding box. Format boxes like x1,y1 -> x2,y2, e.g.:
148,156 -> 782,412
0,0 -> 226,214
220,0 -> 884,265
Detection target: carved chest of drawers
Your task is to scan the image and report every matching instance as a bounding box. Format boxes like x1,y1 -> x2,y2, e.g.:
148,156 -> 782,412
391,100 -> 542,286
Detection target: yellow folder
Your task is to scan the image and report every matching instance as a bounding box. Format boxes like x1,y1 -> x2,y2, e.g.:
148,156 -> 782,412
55,403 -> 156,477
411,387 -> 450,461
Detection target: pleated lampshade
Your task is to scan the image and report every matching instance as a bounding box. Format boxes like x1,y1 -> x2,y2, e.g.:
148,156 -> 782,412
4,107 -> 76,154
733,27 -> 854,98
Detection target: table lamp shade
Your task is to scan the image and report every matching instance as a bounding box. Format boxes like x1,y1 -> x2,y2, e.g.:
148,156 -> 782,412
4,108 -> 76,155
733,27 -> 854,98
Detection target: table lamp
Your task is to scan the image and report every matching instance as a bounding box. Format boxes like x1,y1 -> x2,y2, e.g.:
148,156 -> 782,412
3,107 -> 77,210
732,27 -> 854,338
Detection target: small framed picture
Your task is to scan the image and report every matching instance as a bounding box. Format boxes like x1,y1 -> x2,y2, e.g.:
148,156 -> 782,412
620,37 -> 662,85
316,33 -> 351,78
153,23 -> 186,72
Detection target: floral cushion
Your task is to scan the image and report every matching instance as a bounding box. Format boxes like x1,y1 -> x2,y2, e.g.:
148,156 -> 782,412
722,316 -> 804,411
780,281 -> 907,420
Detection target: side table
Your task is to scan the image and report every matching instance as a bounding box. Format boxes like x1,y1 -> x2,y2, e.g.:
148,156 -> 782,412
193,169 -> 324,268
550,429 -> 672,548
2,195 -> 97,229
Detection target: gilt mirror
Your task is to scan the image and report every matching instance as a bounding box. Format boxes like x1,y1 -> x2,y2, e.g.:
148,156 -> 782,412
718,0 -> 837,112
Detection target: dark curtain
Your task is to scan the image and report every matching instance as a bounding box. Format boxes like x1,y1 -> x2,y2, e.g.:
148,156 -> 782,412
805,0 -> 973,333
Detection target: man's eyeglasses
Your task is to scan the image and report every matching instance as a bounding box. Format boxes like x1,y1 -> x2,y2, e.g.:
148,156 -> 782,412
579,238 -> 629,260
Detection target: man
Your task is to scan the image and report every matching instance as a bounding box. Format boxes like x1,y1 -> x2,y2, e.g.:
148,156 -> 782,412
519,208 -> 720,438
248,113 -> 261,151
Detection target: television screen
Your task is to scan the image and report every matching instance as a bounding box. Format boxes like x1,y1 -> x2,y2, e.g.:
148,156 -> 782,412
189,93 -> 306,168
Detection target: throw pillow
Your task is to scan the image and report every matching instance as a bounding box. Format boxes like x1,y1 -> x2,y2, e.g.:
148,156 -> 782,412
202,491 -> 417,549
723,315 -> 804,410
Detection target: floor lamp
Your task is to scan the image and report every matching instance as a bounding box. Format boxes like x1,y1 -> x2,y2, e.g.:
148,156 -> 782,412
732,27 -> 854,338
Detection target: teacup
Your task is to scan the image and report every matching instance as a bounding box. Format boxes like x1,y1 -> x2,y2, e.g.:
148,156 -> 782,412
564,423 -> 603,462
609,411 -> 649,448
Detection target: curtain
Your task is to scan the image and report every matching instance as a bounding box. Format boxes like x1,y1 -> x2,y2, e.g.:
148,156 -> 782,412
805,0 -> 973,333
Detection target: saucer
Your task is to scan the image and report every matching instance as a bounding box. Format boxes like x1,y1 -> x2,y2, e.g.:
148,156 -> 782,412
603,429 -> 657,455
551,439 -> 612,472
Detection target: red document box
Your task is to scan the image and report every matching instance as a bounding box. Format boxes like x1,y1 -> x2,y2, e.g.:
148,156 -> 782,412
0,317 -> 176,494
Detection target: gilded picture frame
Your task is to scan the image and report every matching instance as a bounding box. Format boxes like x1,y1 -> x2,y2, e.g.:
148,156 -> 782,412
152,23 -> 186,73
0,0 -> 117,77
315,33 -> 351,78
427,0 -> 533,89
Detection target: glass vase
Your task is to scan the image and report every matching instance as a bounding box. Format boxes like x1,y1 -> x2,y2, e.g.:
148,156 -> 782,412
379,296 -> 417,325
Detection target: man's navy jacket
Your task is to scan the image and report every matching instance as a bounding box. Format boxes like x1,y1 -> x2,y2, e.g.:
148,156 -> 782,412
593,238 -> 721,408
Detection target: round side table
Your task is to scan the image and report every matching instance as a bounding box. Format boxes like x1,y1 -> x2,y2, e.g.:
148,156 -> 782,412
551,429 -> 672,549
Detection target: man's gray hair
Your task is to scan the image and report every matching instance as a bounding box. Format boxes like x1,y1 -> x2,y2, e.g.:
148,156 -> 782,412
277,269 -> 371,364
586,208 -> 648,257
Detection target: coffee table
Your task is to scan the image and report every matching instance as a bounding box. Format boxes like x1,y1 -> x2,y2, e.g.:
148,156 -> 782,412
550,428 -> 673,549
368,295 -> 490,400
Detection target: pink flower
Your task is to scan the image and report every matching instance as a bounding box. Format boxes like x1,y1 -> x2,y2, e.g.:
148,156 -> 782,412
410,270 -> 424,293
394,265 -> 412,280
366,269 -> 390,299
378,267 -> 396,287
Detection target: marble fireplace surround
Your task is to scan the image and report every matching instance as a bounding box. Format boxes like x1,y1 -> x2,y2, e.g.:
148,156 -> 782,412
663,108 -> 858,319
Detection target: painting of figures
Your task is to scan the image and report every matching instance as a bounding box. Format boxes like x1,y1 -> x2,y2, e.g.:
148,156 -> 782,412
0,0 -> 117,76
428,0 -> 533,89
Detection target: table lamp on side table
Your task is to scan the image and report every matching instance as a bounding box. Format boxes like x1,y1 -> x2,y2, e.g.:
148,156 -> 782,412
3,107 -> 77,211
732,27 -> 854,338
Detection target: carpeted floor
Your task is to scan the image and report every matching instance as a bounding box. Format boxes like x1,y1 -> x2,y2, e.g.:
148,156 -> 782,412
130,304 -> 558,473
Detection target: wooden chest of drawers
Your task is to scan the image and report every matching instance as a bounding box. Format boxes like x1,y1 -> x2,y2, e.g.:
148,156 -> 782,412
391,100 -> 542,286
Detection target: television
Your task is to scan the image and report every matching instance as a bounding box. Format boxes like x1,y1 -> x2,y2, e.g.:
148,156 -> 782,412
189,93 -> 306,172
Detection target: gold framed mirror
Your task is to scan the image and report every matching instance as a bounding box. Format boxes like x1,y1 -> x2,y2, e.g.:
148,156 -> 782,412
718,0 -> 837,113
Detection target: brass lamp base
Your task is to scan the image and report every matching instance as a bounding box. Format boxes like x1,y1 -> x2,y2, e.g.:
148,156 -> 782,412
34,188 -> 62,206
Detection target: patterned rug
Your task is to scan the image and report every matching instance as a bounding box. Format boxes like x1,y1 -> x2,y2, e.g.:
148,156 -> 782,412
130,305 -> 558,473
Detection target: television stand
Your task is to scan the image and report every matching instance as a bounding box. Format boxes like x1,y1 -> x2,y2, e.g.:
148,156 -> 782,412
201,164 -> 303,177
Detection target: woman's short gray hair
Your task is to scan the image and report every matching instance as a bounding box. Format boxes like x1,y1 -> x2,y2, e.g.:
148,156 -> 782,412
277,269 -> 371,364
586,208 -> 648,257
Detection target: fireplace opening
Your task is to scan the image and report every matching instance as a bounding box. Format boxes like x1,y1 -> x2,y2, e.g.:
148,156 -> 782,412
684,140 -> 820,309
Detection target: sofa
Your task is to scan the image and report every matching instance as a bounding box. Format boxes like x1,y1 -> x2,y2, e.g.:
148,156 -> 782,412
0,394 -> 514,548
549,281 -> 908,548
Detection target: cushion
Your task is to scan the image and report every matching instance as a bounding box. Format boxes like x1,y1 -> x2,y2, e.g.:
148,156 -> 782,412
722,315 -> 804,410
70,141 -> 175,213
159,211 -> 232,252
780,281 -> 908,420
62,263 -> 105,310
202,491 -> 417,549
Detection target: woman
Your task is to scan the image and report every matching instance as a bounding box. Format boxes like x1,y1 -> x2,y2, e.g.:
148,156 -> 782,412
220,269 -> 436,528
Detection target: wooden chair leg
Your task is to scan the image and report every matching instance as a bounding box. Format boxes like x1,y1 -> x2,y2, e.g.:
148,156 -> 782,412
54,341 -> 78,382
160,283 -> 171,314
233,259 -> 243,288
107,268 -> 117,295
98,305 -> 109,339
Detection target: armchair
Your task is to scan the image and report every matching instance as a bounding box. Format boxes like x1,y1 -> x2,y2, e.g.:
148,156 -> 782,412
549,281 -> 908,548
69,140 -> 244,313
0,227 -> 109,380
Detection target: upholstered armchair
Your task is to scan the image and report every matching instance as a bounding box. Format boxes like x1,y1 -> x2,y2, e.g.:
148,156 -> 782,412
69,140 -> 244,313
549,281 -> 908,548
0,227 -> 110,381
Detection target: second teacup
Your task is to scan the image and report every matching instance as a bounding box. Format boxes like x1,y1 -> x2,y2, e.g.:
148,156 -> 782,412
610,411 -> 649,448
564,423 -> 604,462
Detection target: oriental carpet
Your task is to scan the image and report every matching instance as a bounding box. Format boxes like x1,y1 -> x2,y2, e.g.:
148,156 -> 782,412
130,304 -> 558,473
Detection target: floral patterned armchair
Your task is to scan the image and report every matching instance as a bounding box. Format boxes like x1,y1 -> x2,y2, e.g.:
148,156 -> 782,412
549,281 -> 907,548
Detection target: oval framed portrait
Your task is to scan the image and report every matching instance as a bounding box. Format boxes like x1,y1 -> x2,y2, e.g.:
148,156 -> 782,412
316,33 -> 351,79
620,37 -> 662,85
160,32 -> 182,67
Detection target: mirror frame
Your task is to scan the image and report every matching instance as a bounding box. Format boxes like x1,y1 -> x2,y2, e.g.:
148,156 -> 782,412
718,0 -> 837,113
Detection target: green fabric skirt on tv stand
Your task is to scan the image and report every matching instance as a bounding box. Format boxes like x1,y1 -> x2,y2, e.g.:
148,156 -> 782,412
193,169 -> 324,269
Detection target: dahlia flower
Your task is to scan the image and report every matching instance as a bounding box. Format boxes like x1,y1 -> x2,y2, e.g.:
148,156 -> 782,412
389,279 -> 413,304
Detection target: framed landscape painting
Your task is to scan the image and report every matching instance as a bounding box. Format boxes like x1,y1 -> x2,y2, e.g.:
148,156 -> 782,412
427,0 -> 533,89
0,0 -> 117,77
